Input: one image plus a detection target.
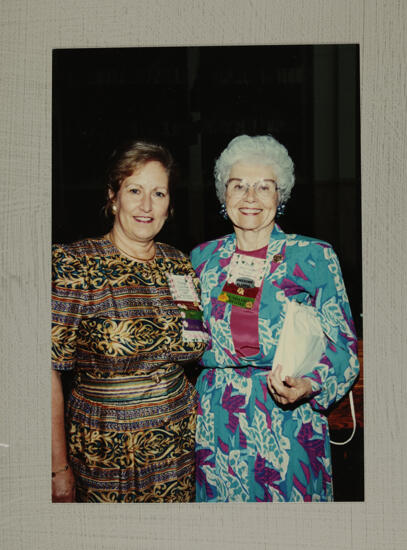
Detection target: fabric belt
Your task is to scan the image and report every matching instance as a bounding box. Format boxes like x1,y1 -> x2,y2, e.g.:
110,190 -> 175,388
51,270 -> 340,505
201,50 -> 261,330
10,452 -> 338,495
77,363 -> 184,404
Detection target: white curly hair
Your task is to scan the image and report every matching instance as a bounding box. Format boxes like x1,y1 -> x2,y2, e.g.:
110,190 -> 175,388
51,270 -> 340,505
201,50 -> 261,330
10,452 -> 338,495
214,134 -> 295,205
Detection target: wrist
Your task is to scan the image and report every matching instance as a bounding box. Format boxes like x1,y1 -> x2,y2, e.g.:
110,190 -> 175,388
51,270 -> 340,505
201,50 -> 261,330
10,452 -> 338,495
52,463 -> 70,477
304,377 -> 321,398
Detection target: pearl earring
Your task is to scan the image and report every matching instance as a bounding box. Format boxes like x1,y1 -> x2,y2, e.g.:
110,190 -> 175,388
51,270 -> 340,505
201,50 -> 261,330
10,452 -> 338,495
219,204 -> 228,220
112,204 -> 117,214
276,202 -> 286,218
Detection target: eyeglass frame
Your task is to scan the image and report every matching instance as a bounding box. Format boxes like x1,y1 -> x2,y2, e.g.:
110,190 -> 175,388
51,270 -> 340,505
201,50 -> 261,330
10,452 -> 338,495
225,178 -> 280,198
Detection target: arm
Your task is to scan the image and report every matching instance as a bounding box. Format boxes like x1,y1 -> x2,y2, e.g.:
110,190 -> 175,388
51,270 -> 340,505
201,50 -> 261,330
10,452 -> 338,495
51,370 -> 75,502
51,244 -> 87,501
268,244 -> 359,409
305,246 -> 360,410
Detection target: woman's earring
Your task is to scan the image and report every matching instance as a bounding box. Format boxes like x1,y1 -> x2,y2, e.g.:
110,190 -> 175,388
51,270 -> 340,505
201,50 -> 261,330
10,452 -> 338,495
112,203 -> 117,215
220,203 -> 228,220
276,202 -> 286,218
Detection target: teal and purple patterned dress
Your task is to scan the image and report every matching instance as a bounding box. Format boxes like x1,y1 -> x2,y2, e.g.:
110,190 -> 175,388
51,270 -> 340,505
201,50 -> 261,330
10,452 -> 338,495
191,224 -> 359,502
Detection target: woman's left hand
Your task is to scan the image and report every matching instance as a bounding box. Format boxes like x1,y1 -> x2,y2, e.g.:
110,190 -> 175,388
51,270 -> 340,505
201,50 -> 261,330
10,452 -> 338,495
267,364 -> 313,406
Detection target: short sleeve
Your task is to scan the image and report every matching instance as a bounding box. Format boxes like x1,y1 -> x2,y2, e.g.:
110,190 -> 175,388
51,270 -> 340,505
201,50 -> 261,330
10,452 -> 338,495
304,245 -> 360,411
51,244 -> 88,371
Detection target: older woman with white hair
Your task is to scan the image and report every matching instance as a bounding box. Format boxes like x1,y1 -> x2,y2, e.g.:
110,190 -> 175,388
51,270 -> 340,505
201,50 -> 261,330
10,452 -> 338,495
191,134 -> 359,502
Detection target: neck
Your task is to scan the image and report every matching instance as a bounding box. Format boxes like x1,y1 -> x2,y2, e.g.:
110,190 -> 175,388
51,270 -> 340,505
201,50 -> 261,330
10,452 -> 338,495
107,227 -> 156,261
234,224 -> 274,251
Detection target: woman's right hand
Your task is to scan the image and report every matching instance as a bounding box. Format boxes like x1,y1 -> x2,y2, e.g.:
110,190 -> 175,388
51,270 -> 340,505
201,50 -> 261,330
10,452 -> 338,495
52,370 -> 75,502
52,466 -> 76,502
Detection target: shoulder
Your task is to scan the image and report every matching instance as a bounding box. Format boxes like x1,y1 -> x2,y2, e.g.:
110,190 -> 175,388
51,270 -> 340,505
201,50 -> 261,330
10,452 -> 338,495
156,242 -> 200,277
191,234 -> 233,265
52,237 -> 107,260
273,225 -> 333,255
282,233 -> 343,286
285,232 -> 332,249
52,238 -> 108,285
284,232 -> 335,258
156,242 -> 189,262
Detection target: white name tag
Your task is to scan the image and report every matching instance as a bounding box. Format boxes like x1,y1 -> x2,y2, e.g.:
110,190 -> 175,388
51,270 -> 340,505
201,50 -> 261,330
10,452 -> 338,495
166,274 -> 200,303
227,254 -> 267,287
166,273 -> 208,343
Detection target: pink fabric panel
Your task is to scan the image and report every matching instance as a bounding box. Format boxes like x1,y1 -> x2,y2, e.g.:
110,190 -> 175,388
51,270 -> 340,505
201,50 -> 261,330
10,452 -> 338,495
230,245 -> 268,357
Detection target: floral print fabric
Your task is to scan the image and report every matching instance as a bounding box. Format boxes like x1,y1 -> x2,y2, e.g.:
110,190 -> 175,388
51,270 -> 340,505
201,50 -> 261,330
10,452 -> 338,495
191,225 -> 359,502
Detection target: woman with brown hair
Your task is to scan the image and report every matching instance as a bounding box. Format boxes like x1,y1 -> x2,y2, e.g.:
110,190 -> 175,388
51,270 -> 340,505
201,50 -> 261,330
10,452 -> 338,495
51,140 -> 207,502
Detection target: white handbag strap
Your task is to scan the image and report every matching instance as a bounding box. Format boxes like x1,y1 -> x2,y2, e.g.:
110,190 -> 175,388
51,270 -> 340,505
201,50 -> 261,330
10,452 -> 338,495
329,390 -> 357,445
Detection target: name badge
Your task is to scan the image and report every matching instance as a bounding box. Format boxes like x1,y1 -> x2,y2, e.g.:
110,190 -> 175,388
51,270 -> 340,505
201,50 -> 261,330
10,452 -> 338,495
166,274 -> 208,342
218,253 -> 267,309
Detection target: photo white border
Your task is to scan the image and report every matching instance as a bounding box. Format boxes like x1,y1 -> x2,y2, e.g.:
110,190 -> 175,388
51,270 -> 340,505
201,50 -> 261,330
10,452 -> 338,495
1,1 -> 406,549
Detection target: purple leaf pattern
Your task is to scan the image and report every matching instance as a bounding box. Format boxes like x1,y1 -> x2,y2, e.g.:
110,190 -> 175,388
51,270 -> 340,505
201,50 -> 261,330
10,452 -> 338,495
191,225 -> 359,501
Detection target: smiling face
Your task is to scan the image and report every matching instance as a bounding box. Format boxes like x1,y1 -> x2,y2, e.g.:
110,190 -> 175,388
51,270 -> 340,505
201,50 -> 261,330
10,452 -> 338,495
225,161 -> 279,243
110,160 -> 170,246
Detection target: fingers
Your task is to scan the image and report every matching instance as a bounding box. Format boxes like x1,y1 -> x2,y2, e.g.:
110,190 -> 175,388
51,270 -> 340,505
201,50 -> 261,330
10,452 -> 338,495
266,365 -> 278,394
52,471 -> 76,502
53,492 -> 75,503
267,368 -> 312,405
268,364 -> 282,387
52,490 -> 74,503
267,373 -> 277,396
52,489 -> 75,502
268,364 -> 286,395
267,365 -> 288,404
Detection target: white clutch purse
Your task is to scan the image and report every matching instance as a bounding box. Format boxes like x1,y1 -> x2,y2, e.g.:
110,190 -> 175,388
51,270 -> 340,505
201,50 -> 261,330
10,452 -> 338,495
272,300 -> 326,380
272,300 -> 357,445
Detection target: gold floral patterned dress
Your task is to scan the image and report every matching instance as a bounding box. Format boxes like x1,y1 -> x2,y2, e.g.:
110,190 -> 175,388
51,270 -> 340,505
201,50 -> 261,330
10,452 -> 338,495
52,237 -> 207,502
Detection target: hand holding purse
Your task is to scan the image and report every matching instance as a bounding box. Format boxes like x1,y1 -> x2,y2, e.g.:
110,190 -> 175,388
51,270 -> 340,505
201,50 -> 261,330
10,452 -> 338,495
272,299 -> 356,445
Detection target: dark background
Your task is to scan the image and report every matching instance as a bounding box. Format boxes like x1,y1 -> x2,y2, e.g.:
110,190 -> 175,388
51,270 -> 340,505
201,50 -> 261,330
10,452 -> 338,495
53,44 -> 363,501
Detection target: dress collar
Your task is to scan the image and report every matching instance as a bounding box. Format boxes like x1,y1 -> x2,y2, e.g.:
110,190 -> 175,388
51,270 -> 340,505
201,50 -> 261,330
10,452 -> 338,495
225,223 -> 286,247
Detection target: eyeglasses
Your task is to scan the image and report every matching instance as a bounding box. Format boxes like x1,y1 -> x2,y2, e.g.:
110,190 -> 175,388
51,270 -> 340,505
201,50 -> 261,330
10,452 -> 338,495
226,178 -> 279,200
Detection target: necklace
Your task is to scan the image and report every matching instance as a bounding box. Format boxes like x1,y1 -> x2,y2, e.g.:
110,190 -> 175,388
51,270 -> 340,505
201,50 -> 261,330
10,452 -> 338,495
107,232 -> 156,262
